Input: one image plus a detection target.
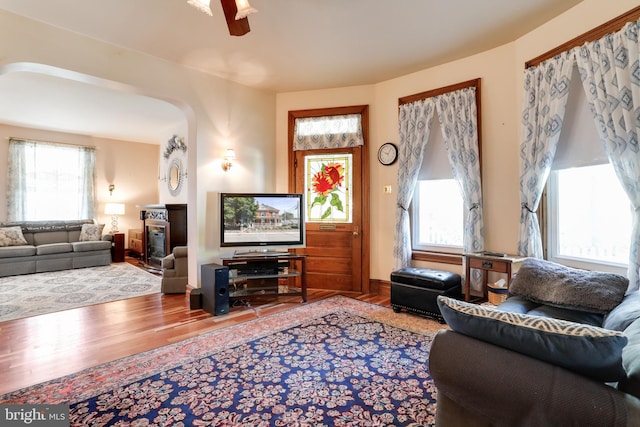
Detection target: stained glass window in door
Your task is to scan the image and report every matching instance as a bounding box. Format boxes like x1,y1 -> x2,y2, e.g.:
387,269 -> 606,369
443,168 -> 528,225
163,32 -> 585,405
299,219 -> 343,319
305,154 -> 352,223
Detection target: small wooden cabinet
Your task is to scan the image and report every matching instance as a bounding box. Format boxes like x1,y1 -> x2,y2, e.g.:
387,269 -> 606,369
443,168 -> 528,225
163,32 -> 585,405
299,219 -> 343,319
111,232 -> 125,262
128,229 -> 143,258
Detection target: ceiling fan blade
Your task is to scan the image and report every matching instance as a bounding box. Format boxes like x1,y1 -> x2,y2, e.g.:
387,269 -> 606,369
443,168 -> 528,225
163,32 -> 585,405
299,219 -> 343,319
220,0 -> 250,36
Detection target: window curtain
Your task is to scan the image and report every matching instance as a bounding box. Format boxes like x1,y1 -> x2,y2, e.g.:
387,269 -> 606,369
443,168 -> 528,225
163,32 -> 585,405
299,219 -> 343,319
435,87 -> 484,255
517,51 -> 576,257
7,139 -> 97,221
575,20 -> 640,292
393,98 -> 436,269
293,114 -> 363,150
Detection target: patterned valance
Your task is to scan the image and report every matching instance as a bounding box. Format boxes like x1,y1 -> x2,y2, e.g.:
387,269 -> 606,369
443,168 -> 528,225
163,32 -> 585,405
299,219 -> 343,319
293,114 -> 363,150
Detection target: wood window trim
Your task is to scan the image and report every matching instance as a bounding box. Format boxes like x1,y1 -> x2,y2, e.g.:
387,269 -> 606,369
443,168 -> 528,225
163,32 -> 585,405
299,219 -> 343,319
287,105 -> 370,190
526,6 -> 640,68
399,78 -> 482,265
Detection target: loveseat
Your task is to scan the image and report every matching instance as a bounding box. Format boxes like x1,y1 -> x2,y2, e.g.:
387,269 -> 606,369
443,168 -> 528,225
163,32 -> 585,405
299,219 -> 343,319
429,258 -> 640,426
0,220 -> 113,277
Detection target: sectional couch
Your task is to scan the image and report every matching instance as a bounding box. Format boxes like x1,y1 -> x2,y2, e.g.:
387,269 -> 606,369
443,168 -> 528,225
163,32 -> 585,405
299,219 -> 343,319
429,258 -> 640,426
0,220 -> 113,277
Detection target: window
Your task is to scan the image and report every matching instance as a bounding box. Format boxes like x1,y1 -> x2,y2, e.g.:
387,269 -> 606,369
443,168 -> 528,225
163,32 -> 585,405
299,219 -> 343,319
545,68 -> 631,274
411,116 -> 464,253
399,79 -> 482,264
7,139 -> 96,221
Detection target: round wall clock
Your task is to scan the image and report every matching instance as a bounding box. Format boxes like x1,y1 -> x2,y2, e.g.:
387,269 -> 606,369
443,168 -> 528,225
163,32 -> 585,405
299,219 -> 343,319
377,142 -> 398,166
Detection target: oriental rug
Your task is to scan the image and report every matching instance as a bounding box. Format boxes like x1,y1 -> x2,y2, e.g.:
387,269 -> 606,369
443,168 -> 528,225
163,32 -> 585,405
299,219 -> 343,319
0,296 -> 443,426
0,263 -> 160,322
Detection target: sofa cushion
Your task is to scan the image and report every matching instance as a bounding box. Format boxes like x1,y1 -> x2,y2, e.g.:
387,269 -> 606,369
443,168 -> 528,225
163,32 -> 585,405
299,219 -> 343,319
33,231 -> 69,246
437,295 -> 628,382
0,245 -> 37,258
618,318 -> 640,398
72,240 -> 111,252
497,296 -> 604,327
78,224 -> 105,242
603,291 -> 640,332
36,243 -> 73,255
0,226 -> 28,247
509,258 -> 628,314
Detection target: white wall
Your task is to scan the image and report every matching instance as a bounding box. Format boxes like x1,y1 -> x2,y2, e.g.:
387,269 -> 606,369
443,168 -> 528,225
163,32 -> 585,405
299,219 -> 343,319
0,10 -> 277,287
277,0 -> 640,282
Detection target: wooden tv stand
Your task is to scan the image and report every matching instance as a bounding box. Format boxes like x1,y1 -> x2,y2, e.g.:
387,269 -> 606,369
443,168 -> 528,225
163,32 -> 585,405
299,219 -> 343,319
221,253 -> 307,302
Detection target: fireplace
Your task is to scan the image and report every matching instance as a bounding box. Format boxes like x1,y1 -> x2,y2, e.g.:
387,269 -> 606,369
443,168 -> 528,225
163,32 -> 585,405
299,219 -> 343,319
140,204 -> 187,270
146,223 -> 168,266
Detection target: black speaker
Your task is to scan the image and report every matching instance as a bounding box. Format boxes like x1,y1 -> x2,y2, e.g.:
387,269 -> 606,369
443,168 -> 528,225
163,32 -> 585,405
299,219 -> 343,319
201,263 -> 229,316
189,288 -> 202,310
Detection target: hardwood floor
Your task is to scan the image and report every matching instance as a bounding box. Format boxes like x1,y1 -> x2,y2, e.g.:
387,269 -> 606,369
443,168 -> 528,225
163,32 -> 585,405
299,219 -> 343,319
0,263 -> 390,396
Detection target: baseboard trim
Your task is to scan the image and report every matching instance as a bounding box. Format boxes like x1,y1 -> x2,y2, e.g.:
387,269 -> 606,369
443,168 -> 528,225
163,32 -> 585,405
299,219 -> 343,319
370,279 -> 390,298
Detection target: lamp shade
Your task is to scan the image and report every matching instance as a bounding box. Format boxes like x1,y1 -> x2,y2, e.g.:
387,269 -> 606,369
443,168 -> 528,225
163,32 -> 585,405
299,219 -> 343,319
105,203 -> 125,215
187,0 -> 213,15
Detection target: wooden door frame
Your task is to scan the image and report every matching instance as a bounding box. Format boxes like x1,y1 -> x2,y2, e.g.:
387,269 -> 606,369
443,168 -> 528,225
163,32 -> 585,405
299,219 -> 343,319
287,105 -> 371,294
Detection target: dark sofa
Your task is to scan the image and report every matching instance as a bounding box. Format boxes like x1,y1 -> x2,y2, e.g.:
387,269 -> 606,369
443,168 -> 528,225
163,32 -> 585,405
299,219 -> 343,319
429,258 -> 640,426
0,220 -> 113,277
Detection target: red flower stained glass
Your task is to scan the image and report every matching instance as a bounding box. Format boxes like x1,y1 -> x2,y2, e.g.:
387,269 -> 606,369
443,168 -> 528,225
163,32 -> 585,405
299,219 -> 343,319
309,163 -> 346,220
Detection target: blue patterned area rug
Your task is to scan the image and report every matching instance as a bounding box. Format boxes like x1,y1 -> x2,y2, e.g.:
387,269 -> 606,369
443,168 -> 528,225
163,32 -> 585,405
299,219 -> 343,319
0,296 -> 443,426
0,263 -> 161,322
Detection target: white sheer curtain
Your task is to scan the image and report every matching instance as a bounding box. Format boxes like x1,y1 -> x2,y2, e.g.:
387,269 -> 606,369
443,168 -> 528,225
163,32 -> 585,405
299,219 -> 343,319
393,98 -> 436,269
575,20 -> 640,292
7,139 -> 97,221
518,51 -> 576,257
435,87 -> 484,255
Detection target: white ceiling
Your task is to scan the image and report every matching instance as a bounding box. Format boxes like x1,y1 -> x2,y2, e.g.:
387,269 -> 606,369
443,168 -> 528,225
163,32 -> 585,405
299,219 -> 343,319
0,0 -> 583,143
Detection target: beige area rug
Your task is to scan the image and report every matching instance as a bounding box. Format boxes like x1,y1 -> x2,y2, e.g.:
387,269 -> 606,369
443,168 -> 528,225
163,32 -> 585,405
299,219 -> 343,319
0,263 -> 161,322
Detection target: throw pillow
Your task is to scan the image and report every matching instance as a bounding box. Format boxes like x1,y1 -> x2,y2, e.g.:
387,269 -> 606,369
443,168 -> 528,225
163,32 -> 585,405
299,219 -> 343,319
0,226 -> 28,247
78,223 -> 105,242
509,258 -> 628,314
437,295 -> 628,382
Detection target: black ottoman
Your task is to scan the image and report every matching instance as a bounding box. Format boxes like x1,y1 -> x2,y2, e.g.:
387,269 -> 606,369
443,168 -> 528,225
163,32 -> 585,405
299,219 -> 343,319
391,267 -> 462,322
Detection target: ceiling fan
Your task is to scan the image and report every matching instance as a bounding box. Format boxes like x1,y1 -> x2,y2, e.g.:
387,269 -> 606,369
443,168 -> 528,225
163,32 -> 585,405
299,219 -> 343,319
188,0 -> 257,36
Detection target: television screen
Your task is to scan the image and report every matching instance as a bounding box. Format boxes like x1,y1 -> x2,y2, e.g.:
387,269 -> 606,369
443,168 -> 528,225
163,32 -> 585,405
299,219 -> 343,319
220,193 -> 305,249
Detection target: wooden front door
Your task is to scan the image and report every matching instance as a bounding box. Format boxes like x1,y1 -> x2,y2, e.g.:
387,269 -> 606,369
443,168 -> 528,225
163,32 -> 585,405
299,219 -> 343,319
288,106 -> 369,294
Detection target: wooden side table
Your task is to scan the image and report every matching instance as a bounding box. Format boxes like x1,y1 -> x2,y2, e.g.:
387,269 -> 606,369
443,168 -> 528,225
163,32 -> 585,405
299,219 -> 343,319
111,232 -> 125,262
463,252 -> 527,302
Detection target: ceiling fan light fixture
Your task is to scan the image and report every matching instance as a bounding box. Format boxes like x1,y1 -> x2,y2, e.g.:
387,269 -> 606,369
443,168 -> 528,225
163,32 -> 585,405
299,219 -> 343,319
187,0 -> 213,16
234,0 -> 257,20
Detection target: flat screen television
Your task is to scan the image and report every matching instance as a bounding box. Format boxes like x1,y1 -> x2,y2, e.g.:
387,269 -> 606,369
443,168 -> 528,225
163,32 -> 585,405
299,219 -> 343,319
220,193 -> 305,252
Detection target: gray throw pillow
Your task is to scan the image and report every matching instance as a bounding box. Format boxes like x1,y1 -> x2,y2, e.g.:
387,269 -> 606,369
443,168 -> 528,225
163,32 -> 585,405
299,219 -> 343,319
509,258 -> 628,314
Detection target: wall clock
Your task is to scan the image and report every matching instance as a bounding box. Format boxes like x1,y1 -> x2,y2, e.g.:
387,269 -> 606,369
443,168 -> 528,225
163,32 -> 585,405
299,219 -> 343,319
377,142 -> 398,166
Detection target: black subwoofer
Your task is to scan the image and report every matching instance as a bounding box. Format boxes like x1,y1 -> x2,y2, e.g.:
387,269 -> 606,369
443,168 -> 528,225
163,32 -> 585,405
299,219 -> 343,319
201,263 -> 230,316
189,288 -> 202,310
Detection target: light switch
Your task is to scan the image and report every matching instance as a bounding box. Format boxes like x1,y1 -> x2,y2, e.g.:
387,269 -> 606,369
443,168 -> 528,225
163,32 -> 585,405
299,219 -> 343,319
384,185 -> 392,194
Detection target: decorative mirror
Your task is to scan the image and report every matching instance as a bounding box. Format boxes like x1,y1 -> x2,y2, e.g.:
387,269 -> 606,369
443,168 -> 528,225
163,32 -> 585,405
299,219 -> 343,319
167,158 -> 185,196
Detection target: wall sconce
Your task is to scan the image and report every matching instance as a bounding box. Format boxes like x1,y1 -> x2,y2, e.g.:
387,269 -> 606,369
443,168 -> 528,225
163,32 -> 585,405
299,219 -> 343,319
104,203 -> 125,234
108,184 -> 115,196
235,0 -> 258,19
222,149 -> 236,172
